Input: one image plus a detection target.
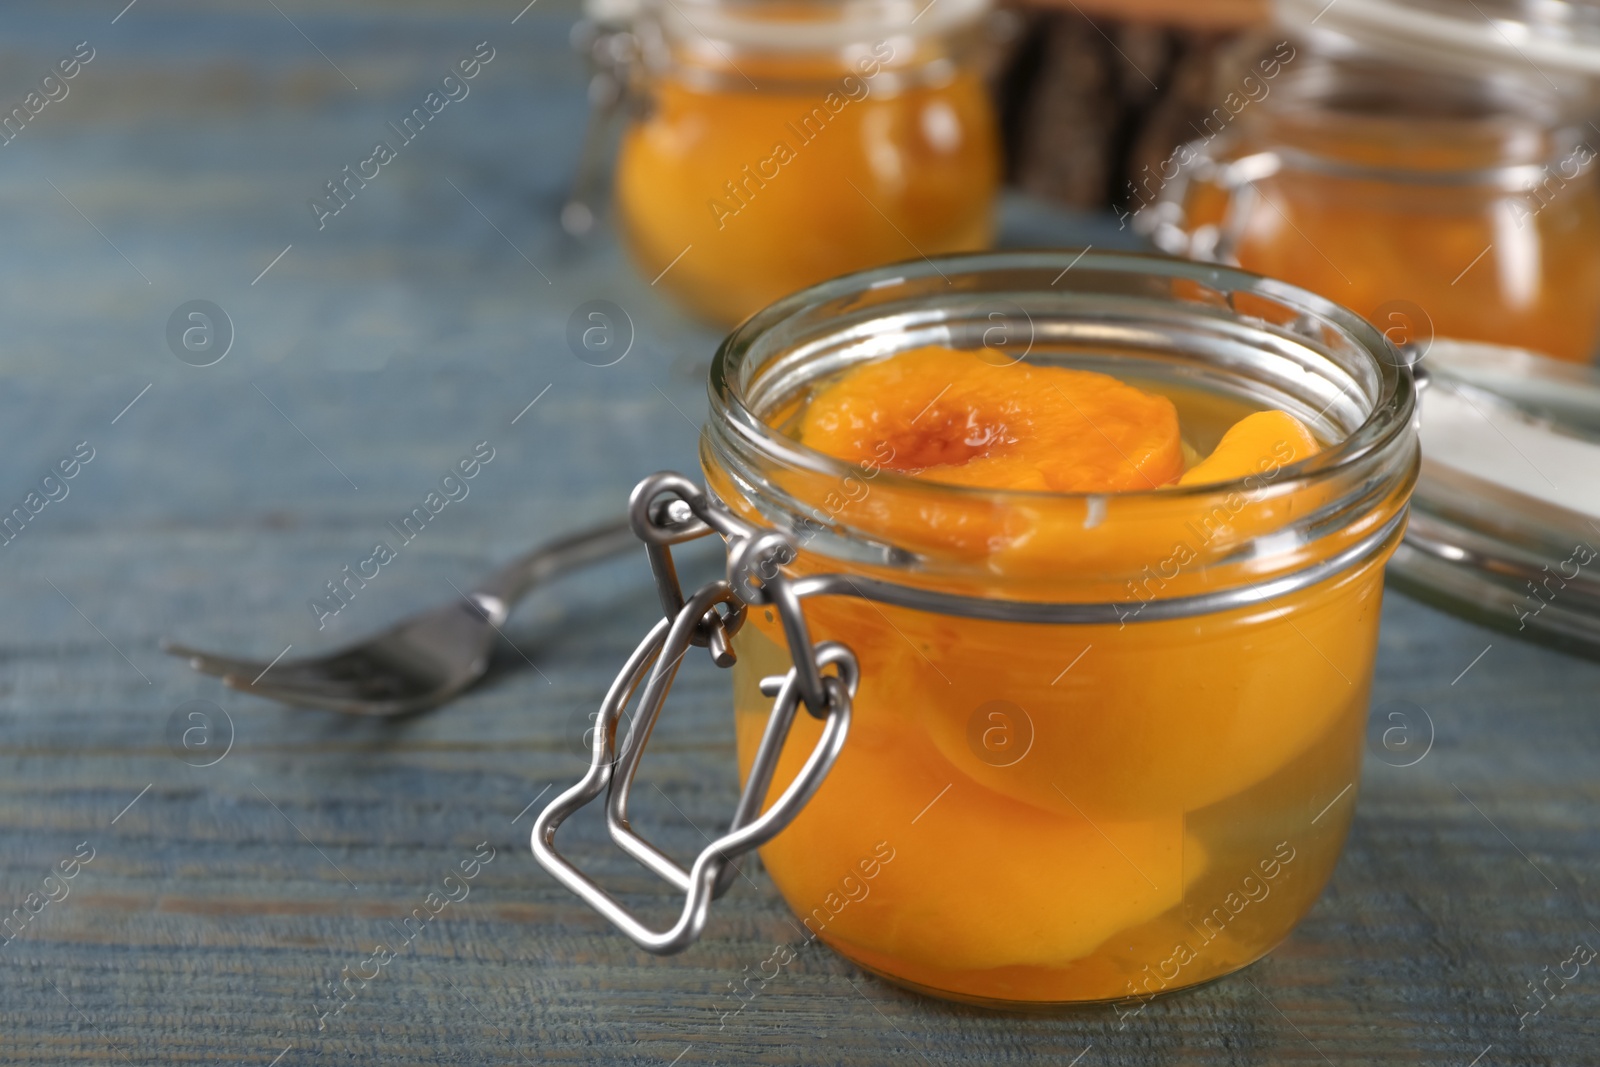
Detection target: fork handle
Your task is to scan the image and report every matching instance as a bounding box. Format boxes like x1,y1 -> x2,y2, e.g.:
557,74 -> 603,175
469,517 -> 638,622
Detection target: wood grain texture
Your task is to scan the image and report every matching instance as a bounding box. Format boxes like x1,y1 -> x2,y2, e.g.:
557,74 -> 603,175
0,6 -> 1596,1066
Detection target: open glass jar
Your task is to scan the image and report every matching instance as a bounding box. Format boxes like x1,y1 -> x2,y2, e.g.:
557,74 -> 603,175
613,0 -> 1000,326
534,251 -> 1419,1006
1142,19 -> 1600,364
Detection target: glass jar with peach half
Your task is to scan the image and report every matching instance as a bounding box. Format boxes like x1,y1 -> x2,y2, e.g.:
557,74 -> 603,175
614,0 -> 1000,326
1148,39 -> 1600,364
698,251 -> 1417,1005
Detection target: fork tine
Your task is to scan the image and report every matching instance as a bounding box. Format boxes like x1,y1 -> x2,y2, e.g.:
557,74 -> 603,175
161,641 -> 276,681
220,673 -> 422,717
163,640 -> 339,685
220,673 -> 352,711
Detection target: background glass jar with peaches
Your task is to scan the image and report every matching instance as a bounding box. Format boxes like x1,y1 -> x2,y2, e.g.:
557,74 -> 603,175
612,0 -> 1001,325
1141,19 -> 1600,364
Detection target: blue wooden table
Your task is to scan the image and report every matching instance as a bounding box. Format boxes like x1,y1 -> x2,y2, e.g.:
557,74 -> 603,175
1,3 -> 1596,1064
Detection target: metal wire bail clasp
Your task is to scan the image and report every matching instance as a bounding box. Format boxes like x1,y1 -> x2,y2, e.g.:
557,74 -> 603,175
531,472 -> 859,954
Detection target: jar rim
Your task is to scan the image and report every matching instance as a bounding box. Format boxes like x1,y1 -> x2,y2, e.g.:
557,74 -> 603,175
1276,0 -> 1600,79
1218,144 -> 1587,190
1210,31 -> 1592,183
645,0 -> 990,52
707,249 -> 1416,507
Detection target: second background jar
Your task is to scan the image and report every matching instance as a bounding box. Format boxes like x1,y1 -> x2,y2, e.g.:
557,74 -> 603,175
1142,1 -> 1600,365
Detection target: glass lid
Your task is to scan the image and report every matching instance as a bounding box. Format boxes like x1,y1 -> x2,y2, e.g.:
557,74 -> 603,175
1275,0 -> 1600,78
1393,339 -> 1600,657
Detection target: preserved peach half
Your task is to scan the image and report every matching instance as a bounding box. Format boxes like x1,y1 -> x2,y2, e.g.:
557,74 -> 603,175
786,347 -> 1323,578
733,622 -> 1208,978
798,346 -> 1186,492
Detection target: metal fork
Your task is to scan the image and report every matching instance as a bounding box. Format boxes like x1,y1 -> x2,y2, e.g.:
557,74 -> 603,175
162,518 -> 637,716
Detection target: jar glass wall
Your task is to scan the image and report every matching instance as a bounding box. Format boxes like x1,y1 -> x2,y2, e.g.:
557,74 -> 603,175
700,252 -> 1418,1005
1147,42 -> 1600,364
615,0 -> 1000,326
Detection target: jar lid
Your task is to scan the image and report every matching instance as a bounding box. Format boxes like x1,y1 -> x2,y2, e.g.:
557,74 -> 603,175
582,0 -> 642,28
1276,0 -> 1600,77
649,0 -> 991,52
1391,339 -> 1600,656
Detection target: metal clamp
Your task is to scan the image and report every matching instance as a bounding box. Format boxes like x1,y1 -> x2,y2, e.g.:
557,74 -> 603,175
531,473 -> 858,954
1138,141 -> 1281,266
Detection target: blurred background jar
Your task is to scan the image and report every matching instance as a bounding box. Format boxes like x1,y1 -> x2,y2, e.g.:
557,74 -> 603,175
605,0 -> 1001,326
1140,0 -> 1600,364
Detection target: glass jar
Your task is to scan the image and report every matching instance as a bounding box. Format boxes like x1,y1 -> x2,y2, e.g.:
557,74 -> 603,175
1143,35 -> 1600,364
614,0 -> 1001,326
533,251 -> 1418,1007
